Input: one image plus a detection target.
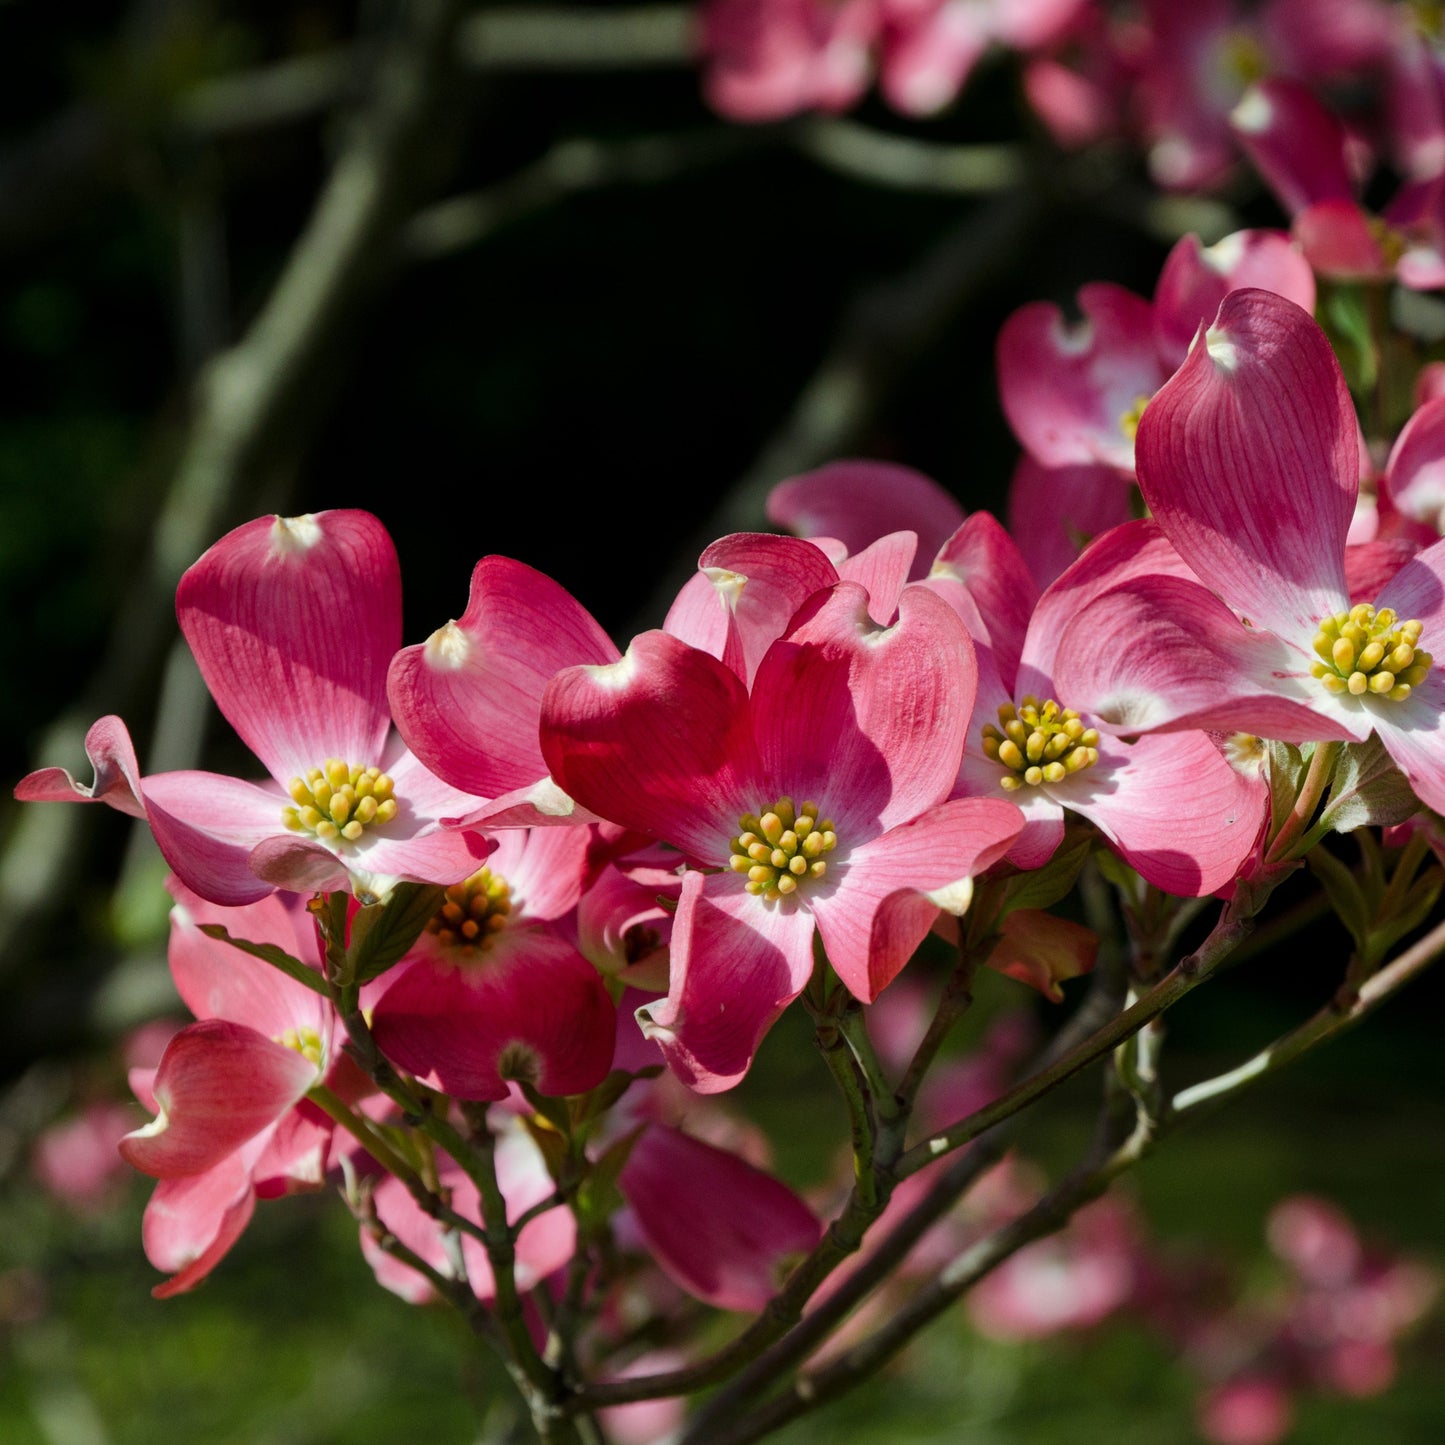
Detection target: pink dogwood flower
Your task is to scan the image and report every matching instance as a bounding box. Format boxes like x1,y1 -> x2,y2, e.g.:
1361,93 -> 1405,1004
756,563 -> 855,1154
1052,289 -> 1445,815
539,580 -> 1023,1091
121,883 -> 345,1295
1233,76 -> 1445,289
935,513 -> 1266,894
17,511 -> 490,904
369,826 -> 617,1101
387,555 -> 622,828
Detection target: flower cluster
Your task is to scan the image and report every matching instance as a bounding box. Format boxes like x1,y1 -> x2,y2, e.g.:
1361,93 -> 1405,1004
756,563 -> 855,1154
16,209 -> 1445,1437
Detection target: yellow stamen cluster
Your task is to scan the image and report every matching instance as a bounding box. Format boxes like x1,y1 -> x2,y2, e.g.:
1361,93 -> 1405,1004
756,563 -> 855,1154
1118,394 -> 1151,443
982,697 -> 1100,791
276,1025 -> 323,1067
426,867 -> 512,951
1223,28 -> 1268,84
281,760 -> 397,842
1310,604 -> 1431,701
729,797 -> 836,900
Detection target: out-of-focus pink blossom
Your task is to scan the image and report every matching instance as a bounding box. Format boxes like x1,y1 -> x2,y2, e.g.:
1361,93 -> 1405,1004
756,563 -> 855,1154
1197,1376 -> 1295,1445
32,1102 -> 137,1213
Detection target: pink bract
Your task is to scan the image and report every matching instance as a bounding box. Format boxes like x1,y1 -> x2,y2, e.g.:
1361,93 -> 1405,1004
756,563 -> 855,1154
1053,289 -> 1445,815
370,826 -> 617,1101
17,511 -> 491,904
540,581 -> 1022,1091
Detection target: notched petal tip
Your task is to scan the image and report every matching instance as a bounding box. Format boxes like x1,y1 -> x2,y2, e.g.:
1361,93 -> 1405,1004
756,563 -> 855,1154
1204,328 -> 1241,372
269,513 -> 323,555
423,619 -> 471,670
924,875 -> 975,916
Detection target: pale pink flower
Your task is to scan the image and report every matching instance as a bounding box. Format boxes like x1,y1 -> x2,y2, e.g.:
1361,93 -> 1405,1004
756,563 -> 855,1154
120,883 -> 344,1295
360,1121 -> 575,1305
16,511 -> 489,904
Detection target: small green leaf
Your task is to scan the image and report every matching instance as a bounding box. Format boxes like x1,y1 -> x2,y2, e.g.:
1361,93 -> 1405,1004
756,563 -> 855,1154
1323,283 -> 1378,394
1306,846 -> 1371,954
1319,737 -> 1421,836
197,924 -> 328,996
350,882 -> 448,983
1367,870 -> 1444,961
1265,740 -> 1305,841
575,1125 -> 645,1235
999,827 -> 1094,917
520,1114 -> 571,1183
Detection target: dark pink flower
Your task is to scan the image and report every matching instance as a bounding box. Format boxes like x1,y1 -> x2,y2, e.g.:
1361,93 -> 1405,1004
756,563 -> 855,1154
541,582 -> 1022,1090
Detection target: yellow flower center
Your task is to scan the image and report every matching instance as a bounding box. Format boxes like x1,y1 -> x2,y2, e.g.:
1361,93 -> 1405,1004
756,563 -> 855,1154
275,1025 -> 323,1067
1118,394 -> 1151,443
1310,604 -> 1432,701
281,759 -> 397,842
729,796 -> 836,900
426,867 -> 512,952
1222,29 -> 1269,85
982,697 -> 1100,791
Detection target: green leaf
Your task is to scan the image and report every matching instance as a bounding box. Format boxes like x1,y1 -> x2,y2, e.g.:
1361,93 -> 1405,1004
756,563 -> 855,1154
999,827 -> 1094,917
572,1067 -> 661,1126
575,1125 -> 645,1235
197,924 -> 328,996
1323,283 -> 1378,394
519,1082 -> 573,1137
1306,846 -> 1371,955
1319,737 -> 1421,836
1265,740 -> 1305,841
1367,870 -> 1444,961
350,882 -> 448,984
519,1114 -> 571,1184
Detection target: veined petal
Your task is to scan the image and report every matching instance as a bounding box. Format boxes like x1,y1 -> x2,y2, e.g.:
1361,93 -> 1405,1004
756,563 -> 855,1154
665,533 -> 840,684
997,282 -> 1164,471
928,513 -> 1039,690
638,870 -> 816,1093
836,531 -> 920,625
1019,519 -> 1198,693
1373,670 -> 1445,815
143,1153 -> 257,1297
541,631 -> 758,860
120,1019 -> 318,1179
142,770 -> 293,906
765,459 -> 965,572
753,583 -> 976,835
618,1125 -> 821,1311
14,714 -> 146,817
814,798 -> 1024,1002
176,511 -> 399,784
1005,456 -> 1135,591
1064,732 -> 1266,896
1053,575 -> 1364,744
486,825 -> 596,923
388,556 -> 618,799
1135,289 -> 1355,638
165,883 -> 326,1041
